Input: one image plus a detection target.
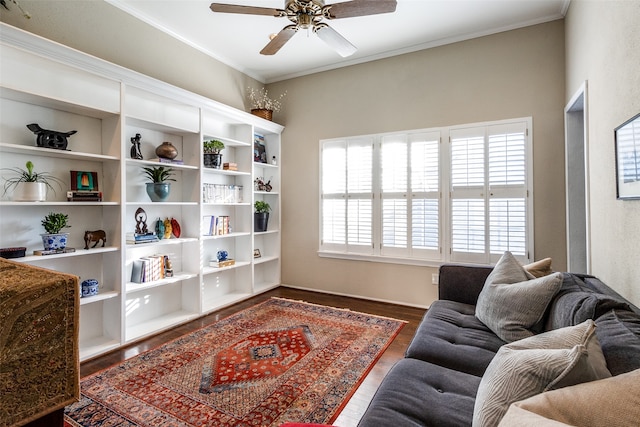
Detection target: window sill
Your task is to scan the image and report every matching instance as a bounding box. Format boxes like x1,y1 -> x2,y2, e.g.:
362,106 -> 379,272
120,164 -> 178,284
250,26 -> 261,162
317,250 -> 445,268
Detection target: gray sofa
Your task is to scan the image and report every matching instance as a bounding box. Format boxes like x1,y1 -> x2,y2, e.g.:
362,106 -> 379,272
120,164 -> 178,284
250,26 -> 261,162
357,263 -> 640,427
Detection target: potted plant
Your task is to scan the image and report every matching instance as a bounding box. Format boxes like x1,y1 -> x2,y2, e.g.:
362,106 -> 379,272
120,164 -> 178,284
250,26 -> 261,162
142,166 -> 175,202
203,139 -> 225,169
1,160 -> 64,201
247,87 -> 286,121
41,212 -> 70,250
254,200 -> 271,232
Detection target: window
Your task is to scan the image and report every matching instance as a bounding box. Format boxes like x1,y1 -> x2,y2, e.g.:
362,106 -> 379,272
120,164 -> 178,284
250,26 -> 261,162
320,118 -> 532,266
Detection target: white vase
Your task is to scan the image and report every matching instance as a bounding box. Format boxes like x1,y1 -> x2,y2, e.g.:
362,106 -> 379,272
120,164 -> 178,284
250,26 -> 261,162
13,182 -> 46,201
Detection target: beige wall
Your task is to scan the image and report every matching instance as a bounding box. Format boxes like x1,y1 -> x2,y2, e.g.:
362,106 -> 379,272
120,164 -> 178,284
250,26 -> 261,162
271,21 -> 567,307
1,2 -> 568,308
0,0 -> 258,110
565,0 -> 640,306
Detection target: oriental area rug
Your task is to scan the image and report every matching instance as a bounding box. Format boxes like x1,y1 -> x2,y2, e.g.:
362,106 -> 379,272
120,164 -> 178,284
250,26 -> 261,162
64,297 -> 405,426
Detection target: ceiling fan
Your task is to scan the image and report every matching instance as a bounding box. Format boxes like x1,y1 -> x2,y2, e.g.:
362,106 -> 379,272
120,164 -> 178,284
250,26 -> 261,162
210,0 -> 397,57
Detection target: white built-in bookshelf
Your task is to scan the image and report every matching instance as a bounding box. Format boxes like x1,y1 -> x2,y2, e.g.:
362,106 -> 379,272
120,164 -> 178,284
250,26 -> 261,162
0,23 -> 282,361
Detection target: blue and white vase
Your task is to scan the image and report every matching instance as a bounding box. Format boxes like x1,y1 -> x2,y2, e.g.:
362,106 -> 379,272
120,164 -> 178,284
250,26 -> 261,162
81,279 -> 99,297
40,232 -> 69,250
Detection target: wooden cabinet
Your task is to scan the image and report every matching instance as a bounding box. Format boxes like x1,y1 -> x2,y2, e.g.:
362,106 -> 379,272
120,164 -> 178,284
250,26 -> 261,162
0,23 -> 283,361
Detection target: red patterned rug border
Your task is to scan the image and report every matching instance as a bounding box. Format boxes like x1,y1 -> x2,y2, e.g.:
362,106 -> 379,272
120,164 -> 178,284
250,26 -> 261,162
326,314 -> 405,424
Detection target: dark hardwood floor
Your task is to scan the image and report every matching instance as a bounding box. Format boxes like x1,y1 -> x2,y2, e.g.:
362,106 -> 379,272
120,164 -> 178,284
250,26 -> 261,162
80,287 -> 427,427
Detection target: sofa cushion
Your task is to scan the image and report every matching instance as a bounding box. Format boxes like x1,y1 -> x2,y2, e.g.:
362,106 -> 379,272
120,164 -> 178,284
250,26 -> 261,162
476,251 -> 563,342
405,300 -> 505,377
472,320 -> 611,427
357,358 -> 480,427
595,308 -> 640,375
523,257 -> 553,278
498,368 -> 640,427
544,273 -> 631,331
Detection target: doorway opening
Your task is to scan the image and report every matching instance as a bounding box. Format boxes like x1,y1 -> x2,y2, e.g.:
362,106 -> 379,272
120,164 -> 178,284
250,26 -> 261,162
564,82 -> 590,273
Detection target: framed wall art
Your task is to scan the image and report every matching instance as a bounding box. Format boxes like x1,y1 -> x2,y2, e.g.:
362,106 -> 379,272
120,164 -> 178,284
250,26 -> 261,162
70,170 -> 99,191
615,112 -> 640,199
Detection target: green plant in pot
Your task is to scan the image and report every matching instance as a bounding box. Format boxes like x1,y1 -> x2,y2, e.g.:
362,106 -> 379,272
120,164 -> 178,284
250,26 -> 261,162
41,212 -> 71,250
254,200 -> 271,232
142,166 -> 176,202
203,139 -> 225,169
1,160 -> 64,201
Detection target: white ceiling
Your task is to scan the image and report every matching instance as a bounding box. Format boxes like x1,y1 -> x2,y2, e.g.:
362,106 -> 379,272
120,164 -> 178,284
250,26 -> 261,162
106,0 -> 570,83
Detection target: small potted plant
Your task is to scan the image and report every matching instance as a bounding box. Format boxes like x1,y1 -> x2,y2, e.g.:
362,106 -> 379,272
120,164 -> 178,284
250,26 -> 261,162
41,212 -> 71,250
247,87 -> 286,121
254,200 -> 271,232
203,139 -> 225,169
1,160 -> 64,201
142,166 -> 175,202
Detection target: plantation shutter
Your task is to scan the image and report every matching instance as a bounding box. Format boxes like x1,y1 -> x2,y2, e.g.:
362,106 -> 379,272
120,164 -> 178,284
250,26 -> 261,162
320,138 -> 373,254
450,121 -> 529,263
450,127 -> 486,263
487,122 -> 528,260
380,132 -> 441,258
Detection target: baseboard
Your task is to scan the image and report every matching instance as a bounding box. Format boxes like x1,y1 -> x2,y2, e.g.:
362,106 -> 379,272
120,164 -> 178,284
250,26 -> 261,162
280,283 -> 431,310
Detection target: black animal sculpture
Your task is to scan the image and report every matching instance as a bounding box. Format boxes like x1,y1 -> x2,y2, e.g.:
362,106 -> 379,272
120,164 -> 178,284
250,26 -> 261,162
27,123 -> 76,150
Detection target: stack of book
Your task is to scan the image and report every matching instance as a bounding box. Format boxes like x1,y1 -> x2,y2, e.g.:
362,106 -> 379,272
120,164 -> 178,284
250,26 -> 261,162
130,254 -> 170,283
126,232 -> 159,245
202,215 -> 231,236
67,191 -> 102,202
149,158 -> 184,165
209,258 -> 235,268
223,162 -> 238,171
33,248 -> 76,256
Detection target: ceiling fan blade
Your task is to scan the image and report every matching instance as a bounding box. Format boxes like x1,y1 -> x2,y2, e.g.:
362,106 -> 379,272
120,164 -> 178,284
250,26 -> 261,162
260,25 -> 298,55
210,3 -> 282,17
314,23 -> 357,57
324,0 -> 397,19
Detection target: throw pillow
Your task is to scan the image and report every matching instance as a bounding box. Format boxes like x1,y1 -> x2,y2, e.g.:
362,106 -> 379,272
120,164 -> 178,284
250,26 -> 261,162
472,320 -> 611,427
498,368 -> 640,427
476,251 -> 562,342
522,257 -> 553,278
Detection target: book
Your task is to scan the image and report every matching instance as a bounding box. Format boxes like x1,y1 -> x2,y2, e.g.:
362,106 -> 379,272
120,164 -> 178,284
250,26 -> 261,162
126,232 -> 159,244
67,191 -> 103,202
33,248 -> 76,256
149,158 -> 184,165
131,259 -> 144,283
254,133 -> 267,163
202,215 -> 214,236
223,162 -> 238,171
209,259 -> 235,268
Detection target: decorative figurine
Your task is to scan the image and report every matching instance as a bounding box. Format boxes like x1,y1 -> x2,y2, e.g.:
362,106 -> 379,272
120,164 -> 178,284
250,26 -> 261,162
217,250 -> 228,261
171,218 -> 181,238
163,218 -> 172,239
27,123 -> 76,150
155,218 -> 165,240
135,207 -> 148,234
130,133 -> 143,160
83,230 -> 107,249
164,255 -> 174,277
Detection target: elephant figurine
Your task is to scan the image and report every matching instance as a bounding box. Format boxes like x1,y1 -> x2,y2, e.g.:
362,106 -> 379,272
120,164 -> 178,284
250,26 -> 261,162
84,230 -> 107,249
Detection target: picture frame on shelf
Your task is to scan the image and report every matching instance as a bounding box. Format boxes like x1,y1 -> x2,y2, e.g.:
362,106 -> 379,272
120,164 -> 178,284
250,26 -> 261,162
253,248 -> 261,258
614,112 -> 640,199
254,133 -> 267,163
70,170 -> 99,191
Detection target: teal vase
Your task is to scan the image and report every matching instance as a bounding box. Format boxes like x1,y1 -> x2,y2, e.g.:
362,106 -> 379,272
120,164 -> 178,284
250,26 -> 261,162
146,183 -> 171,202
